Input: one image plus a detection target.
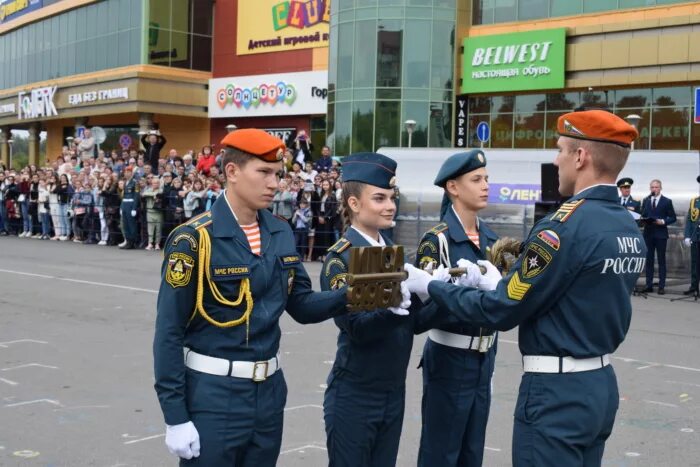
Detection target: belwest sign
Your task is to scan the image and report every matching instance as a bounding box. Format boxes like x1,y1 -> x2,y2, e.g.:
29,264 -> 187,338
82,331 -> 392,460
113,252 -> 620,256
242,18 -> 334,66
462,28 -> 566,94
209,71 -> 328,118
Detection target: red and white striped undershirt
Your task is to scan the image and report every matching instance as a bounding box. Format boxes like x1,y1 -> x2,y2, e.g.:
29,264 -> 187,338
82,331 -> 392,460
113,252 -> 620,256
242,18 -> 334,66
466,230 -> 480,249
240,222 -> 261,255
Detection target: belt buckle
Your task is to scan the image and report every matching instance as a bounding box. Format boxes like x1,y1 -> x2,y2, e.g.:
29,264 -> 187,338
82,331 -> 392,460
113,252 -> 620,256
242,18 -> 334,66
476,329 -> 492,353
252,361 -> 269,382
476,335 -> 488,353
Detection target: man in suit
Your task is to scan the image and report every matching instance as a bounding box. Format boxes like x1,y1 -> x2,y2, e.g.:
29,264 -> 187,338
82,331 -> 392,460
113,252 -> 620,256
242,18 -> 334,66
641,179 -> 677,294
617,177 -> 641,213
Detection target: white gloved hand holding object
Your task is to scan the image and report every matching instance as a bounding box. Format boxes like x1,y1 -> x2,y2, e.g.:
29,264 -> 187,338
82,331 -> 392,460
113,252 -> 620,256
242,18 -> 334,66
432,264 -> 451,284
476,260 -> 501,291
388,281 -> 411,316
456,258 -> 482,288
131,210 -> 137,217
165,421 -> 200,460
684,237 -> 692,247
404,263 -> 450,302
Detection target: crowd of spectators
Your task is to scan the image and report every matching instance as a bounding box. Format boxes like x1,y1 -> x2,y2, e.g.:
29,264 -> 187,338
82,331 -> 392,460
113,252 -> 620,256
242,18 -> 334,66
0,130 -> 344,260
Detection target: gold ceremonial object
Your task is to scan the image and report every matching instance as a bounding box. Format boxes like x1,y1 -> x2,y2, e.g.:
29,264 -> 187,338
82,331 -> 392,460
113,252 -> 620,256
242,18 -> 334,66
489,237 -> 522,275
346,246 -> 408,312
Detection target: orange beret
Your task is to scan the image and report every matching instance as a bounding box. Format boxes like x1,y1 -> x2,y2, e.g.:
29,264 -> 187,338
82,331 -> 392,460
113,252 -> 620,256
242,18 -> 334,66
220,128 -> 285,162
557,110 -> 638,148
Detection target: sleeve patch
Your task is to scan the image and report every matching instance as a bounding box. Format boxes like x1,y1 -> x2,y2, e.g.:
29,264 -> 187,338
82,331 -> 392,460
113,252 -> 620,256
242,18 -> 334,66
329,273 -> 348,290
166,252 -> 195,288
172,232 -> 198,252
507,271 -> 531,301
521,243 -> 553,280
324,257 -> 347,277
418,239 -> 437,255
419,256 -> 438,271
536,230 -> 560,251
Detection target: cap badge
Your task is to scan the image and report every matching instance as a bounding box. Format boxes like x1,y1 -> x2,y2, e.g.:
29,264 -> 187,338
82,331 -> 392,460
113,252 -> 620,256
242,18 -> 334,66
276,148 -> 284,161
478,153 -> 485,163
563,120 -> 585,136
389,176 -> 397,188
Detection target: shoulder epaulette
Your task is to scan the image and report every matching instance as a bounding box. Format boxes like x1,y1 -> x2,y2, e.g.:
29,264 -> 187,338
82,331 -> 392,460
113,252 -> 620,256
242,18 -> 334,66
184,211 -> 212,229
551,199 -> 585,223
426,222 -> 448,236
329,237 -> 351,254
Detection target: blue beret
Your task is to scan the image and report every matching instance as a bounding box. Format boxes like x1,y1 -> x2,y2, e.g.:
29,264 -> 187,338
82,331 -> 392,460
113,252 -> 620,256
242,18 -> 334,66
341,152 -> 397,189
434,150 -> 487,188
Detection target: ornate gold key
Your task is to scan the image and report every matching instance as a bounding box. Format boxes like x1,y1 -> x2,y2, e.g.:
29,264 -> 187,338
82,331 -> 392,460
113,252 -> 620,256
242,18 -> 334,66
346,246 -> 408,312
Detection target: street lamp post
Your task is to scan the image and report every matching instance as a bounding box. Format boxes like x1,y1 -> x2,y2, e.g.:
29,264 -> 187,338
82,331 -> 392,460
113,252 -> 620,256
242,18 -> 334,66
7,138 -> 13,169
404,120 -> 416,148
625,114 -> 642,151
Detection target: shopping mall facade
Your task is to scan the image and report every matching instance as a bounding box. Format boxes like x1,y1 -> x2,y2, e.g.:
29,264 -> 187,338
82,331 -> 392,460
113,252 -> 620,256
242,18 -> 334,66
328,0 -> 700,153
0,0 -> 214,167
2,0 -> 700,170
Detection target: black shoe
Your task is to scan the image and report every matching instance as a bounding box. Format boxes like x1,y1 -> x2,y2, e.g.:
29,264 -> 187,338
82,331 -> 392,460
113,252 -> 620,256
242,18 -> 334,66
683,288 -> 697,295
643,287 -> 653,293
658,288 -> 665,295
119,241 -> 134,250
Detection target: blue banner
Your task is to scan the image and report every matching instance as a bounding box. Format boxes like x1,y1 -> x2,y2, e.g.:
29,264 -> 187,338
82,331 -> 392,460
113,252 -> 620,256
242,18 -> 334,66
0,0 -> 43,25
489,183 -> 542,205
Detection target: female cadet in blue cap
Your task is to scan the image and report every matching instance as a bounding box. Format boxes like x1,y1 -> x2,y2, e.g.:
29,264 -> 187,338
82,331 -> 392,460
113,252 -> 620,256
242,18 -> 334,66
321,152 -> 448,467
413,149 -> 499,467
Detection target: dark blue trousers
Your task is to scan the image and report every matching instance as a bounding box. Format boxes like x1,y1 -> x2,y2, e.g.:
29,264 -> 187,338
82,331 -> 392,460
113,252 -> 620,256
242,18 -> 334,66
644,236 -> 667,288
512,365 -> 619,467
181,369 -> 287,467
418,339 -> 495,467
324,377 -> 405,467
120,203 -> 138,242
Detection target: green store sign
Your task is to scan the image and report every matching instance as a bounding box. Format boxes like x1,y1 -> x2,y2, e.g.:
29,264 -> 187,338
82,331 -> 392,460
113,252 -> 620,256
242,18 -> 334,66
461,28 -> 566,94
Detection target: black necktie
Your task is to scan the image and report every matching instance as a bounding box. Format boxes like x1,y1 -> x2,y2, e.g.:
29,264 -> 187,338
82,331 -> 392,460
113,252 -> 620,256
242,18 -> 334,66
652,198 -> 657,210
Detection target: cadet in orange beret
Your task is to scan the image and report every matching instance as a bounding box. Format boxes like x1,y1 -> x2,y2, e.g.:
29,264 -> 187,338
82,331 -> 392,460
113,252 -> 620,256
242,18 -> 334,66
153,128 -> 350,465
404,109 -> 647,466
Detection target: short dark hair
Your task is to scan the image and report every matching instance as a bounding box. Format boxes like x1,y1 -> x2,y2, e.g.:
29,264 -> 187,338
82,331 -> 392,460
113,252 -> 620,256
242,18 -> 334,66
222,147 -> 254,169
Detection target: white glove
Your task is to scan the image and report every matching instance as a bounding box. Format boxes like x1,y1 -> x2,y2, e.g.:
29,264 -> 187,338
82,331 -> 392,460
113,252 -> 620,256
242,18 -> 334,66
131,209 -> 137,217
165,421 -> 200,460
389,281 -> 411,316
432,264 -> 451,283
456,258 -> 481,288
404,263 -> 450,303
476,260 -> 501,291
684,238 -> 692,247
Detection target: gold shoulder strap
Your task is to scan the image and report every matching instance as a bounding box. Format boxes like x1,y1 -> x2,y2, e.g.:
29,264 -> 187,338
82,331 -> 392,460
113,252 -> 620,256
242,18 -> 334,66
190,226 -> 254,343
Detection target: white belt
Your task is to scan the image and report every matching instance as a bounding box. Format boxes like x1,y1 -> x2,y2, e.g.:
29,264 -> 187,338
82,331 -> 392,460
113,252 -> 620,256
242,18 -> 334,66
428,329 -> 496,353
184,348 -> 280,382
522,354 -> 610,373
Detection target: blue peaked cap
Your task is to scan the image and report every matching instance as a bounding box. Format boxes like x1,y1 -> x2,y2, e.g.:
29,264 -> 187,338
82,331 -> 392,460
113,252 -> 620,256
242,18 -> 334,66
341,152 -> 397,189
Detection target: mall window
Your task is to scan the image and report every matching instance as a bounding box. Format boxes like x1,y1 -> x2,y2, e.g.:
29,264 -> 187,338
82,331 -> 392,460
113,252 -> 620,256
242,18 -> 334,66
464,86 -> 697,150
473,0 -> 691,24
0,0 -> 143,89
148,0 -> 214,71
328,0 -> 455,153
